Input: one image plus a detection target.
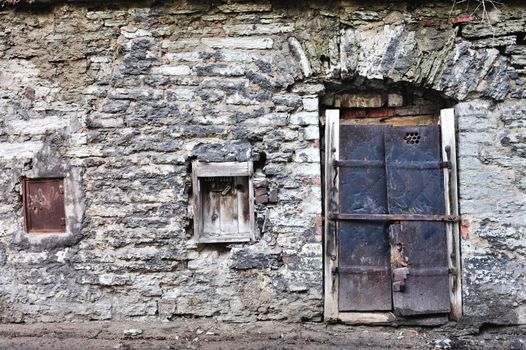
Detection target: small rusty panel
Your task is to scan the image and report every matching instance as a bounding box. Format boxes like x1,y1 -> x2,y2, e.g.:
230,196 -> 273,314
24,178 -> 66,233
237,177 -> 251,235
385,126 -> 450,316
338,125 -> 392,312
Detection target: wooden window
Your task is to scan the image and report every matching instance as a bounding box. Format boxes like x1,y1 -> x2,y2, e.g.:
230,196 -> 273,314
324,109 -> 462,324
23,178 -> 66,234
192,161 -> 255,243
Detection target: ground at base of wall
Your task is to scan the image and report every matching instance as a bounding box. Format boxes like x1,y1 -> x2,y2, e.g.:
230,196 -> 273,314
0,321 -> 523,350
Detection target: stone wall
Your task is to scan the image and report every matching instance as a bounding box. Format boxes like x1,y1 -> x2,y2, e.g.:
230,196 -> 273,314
0,0 -> 524,325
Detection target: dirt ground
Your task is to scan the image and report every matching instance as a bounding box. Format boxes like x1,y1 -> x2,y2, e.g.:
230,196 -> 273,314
0,319 -> 524,350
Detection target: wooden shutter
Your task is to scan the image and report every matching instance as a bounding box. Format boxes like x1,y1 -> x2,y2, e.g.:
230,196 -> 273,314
192,161 -> 255,243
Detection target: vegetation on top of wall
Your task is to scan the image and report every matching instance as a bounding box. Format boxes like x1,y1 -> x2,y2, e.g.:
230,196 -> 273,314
1,0 -> 32,4
452,0 -> 501,23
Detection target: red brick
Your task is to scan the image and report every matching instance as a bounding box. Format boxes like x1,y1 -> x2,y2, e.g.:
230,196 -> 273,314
315,214 -> 322,242
255,187 -> 267,197
451,15 -> 474,24
255,194 -> 268,204
343,108 -> 395,119
254,179 -> 269,189
423,19 -> 435,27
282,255 -> 296,267
461,219 -> 470,239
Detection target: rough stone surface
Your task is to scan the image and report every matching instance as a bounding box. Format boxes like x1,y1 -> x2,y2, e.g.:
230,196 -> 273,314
0,0 -> 524,328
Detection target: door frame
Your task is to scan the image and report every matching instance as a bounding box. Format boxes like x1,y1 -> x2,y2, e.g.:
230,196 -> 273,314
323,108 -> 462,324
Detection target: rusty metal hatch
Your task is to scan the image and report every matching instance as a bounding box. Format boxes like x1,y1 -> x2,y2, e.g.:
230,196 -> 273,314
23,178 -> 66,234
334,125 -> 452,317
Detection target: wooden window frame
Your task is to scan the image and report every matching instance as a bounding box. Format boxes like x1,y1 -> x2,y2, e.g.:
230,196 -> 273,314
323,108 -> 462,324
192,161 -> 255,243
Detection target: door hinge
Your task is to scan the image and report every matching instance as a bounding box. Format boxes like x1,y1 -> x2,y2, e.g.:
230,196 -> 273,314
441,161 -> 452,169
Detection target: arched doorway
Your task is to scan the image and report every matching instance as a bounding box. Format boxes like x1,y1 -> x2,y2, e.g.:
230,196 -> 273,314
322,83 -> 462,325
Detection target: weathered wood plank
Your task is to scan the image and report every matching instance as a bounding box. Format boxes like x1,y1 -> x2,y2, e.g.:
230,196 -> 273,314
195,161 -> 252,177
192,161 -> 202,241
339,312 -> 396,325
339,115 -> 437,126
237,177 -> 251,236
247,161 -> 255,241
440,108 -> 462,320
324,109 -> 339,321
219,179 -> 239,235
192,161 -> 255,243
329,213 -> 460,222
202,188 -> 221,236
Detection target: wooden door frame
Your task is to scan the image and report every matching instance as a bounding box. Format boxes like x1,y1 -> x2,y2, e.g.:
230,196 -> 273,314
323,108 -> 462,324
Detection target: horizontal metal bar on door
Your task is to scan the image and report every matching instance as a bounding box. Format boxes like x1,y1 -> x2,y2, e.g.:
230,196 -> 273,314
329,213 -> 461,222
333,160 -> 451,169
335,266 -> 456,276
334,160 -> 384,167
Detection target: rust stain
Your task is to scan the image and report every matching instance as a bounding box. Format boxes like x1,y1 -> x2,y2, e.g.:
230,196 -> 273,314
28,186 -> 61,214
391,243 -> 408,268
315,214 -> 322,241
461,219 -> 470,239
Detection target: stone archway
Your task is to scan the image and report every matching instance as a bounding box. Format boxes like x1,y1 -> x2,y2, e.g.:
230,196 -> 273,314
297,9 -> 524,326
319,77 -> 461,324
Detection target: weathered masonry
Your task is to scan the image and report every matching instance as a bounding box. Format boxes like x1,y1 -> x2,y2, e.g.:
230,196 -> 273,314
0,0 -> 525,327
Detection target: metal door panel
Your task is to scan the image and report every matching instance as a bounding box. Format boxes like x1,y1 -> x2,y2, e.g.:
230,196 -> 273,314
385,126 -> 450,316
339,222 -> 392,311
338,125 -> 392,311
24,178 -> 66,233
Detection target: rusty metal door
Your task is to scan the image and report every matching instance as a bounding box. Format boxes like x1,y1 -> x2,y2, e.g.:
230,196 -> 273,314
385,126 -> 450,316
338,125 -> 392,311
337,124 -> 451,316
